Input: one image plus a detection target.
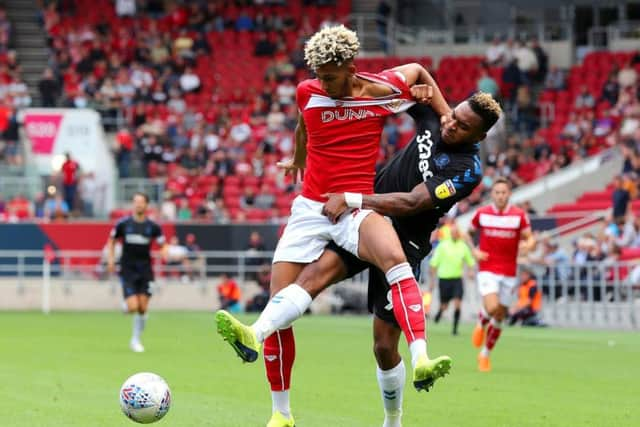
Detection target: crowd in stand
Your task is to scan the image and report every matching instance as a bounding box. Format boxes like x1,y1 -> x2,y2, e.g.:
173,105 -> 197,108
0,6 -> 28,167
1,1 -> 640,227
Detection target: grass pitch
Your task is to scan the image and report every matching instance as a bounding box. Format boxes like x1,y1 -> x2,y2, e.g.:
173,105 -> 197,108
0,312 -> 638,426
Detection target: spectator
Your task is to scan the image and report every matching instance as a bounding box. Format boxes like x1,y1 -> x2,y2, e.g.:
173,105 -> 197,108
245,263 -> 271,312
179,67 -> 201,93
509,269 -> 543,326
254,33 -> 276,57
44,193 -> 70,220
166,235 -> 190,281
173,29 -> 194,58
211,198 -> 230,224
160,193 -> 177,220
217,273 -> 242,312
560,112 -> 582,141
513,40 -> 538,84
240,186 -> 256,209
254,183 -> 275,209
61,152 -> 80,212
544,65 -> 566,91
176,198 -> 192,220
502,59 -> 521,101
600,72 -> 620,105
486,36 -> 506,66
515,85 -> 538,136
520,200 -> 537,215
618,60 -> 638,89
319,13 -> 339,29
276,79 -> 296,106
266,102 -> 285,131
79,172 -> 97,216
192,32 -> 211,56
612,175 -> 630,219
229,119 -> 252,144
116,128 -> 133,178
32,192 -> 46,218
574,85 -> 595,109
116,0 -> 136,16
529,37 -> 548,83
235,10 -> 254,32
476,67 -> 499,98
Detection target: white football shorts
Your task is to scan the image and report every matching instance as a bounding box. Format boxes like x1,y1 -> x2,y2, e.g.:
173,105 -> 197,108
272,195 -> 373,264
476,271 -> 518,307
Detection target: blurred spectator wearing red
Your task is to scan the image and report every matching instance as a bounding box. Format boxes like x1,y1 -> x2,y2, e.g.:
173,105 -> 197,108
61,152 -> 80,213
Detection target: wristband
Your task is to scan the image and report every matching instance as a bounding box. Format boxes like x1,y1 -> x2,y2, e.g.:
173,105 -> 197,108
344,192 -> 363,209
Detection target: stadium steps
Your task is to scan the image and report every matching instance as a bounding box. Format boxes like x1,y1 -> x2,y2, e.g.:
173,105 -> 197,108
348,0 -> 390,52
5,0 -> 50,106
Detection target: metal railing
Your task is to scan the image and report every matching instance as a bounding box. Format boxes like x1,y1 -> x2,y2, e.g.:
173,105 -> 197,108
0,250 -> 637,328
0,175 -> 41,199
522,260 -> 639,329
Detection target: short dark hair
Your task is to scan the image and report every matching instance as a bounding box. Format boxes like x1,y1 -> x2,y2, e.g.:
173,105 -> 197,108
133,192 -> 149,203
492,176 -> 511,189
467,92 -> 502,132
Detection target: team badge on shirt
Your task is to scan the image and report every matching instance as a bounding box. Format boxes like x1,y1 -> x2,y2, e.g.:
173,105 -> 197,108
435,153 -> 450,169
435,179 -> 457,199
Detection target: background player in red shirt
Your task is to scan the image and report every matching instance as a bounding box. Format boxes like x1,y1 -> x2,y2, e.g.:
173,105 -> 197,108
215,25 -> 451,427
61,152 -> 79,213
467,177 -> 536,372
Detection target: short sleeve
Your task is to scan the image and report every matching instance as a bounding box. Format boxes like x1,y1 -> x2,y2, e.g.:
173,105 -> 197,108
152,223 -> 165,245
521,211 -> 531,231
425,171 -> 480,212
110,221 -> 124,239
470,210 -> 480,231
295,80 -> 313,112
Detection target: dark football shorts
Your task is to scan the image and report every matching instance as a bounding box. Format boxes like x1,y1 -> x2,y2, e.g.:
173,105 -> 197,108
438,278 -> 464,304
325,242 -> 422,328
120,262 -> 154,298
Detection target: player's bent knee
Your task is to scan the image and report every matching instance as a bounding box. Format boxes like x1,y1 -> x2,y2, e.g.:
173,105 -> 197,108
373,334 -> 400,364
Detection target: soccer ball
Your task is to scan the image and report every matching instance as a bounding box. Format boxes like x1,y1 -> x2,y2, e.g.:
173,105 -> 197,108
119,372 -> 171,424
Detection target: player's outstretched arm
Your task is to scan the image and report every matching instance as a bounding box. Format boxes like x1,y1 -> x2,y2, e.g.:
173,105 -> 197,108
322,182 -> 434,222
393,63 -> 451,117
107,237 -> 117,273
277,113 -> 307,184
520,228 -> 537,254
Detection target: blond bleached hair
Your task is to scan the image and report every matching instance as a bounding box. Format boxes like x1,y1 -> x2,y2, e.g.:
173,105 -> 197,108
467,92 -> 502,131
304,25 -> 360,70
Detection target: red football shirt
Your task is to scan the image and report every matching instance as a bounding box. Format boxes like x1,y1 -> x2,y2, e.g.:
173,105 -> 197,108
61,160 -> 79,185
470,204 -> 531,277
296,71 -> 415,202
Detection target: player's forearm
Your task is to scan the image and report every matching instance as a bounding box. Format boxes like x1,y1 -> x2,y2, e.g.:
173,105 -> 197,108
107,239 -> 115,264
293,117 -> 307,165
362,192 -> 425,217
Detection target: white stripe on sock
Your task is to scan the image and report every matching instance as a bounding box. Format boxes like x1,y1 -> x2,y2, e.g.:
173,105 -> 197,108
276,330 -> 284,391
395,282 -> 415,342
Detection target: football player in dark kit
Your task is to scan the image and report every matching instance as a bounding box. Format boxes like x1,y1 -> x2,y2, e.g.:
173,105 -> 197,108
295,92 -> 501,426
108,192 -> 168,353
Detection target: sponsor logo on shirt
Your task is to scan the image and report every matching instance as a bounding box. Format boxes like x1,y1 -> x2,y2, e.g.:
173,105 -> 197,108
435,180 -> 457,199
484,229 -> 517,239
125,234 -> 150,245
321,108 -> 377,123
417,130 -> 435,180
435,153 -> 450,169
